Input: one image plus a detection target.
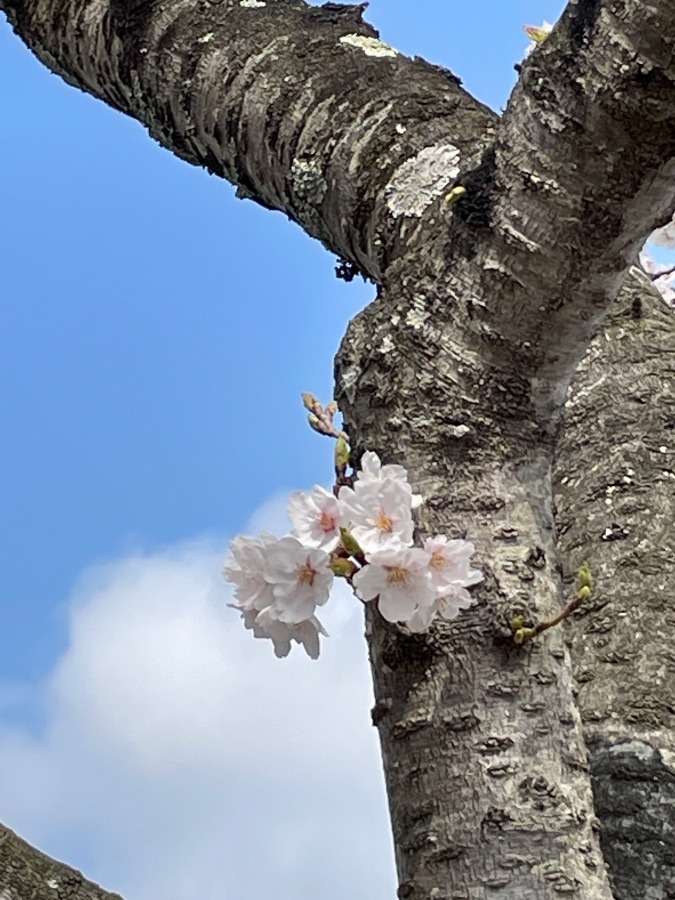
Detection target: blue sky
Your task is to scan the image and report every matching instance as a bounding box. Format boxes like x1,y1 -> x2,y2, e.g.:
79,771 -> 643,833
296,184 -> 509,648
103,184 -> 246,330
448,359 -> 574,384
9,2 -> 648,898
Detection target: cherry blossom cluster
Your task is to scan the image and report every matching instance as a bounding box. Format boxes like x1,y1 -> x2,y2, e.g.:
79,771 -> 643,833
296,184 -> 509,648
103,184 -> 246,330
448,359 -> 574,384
223,451 -> 482,659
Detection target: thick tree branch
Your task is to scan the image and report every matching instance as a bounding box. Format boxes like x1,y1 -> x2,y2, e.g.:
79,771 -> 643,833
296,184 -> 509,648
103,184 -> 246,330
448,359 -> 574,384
335,275 -> 615,896
463,0 -> 675,407
0,0 -> 494,280
553,269 -> 675,899
0,822 -> 123,900
4,0 -> 670,402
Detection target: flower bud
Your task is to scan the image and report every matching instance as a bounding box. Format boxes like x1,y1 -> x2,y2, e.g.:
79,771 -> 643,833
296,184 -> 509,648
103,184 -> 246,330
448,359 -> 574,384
577,563 -> 593,590
524,24 -> 550,43
302,392 -> 321,412
307,413 -> 324,433
445,185 -> 466,205
335,435 -> 350,476
339,527 -> 363,558
514,627 -> 535,645
329,558 -> 358,578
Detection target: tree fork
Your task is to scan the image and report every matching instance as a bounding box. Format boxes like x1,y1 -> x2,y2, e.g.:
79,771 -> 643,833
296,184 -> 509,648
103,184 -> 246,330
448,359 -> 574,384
1,0 -> 675,896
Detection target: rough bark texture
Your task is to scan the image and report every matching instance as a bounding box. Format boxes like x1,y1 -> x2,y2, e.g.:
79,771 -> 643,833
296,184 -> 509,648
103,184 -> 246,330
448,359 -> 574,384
553,272 -> 675,900
335,254 -> 614,897
0,823 -> 123,900
1,0 -> 675,897
484,0 -> 675,407
0,0 -> 495,281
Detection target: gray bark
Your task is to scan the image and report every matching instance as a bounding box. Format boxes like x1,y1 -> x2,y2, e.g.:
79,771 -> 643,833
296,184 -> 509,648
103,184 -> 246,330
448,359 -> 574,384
553,272 -> 675,900
0,822 -> 123,900
1,0 -> 674,897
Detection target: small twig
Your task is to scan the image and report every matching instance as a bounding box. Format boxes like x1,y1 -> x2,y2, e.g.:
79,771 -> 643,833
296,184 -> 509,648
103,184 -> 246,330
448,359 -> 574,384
519,592 -> 587,643
302,393 -> 346,440
301,393 -> 353,493
510,565 -> 593,645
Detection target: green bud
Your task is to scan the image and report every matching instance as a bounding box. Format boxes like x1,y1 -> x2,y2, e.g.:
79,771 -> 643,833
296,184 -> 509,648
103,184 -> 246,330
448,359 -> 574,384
509,615 -> 526,632
514,627 -> 535,645
326,401 -> 338,417
577,585 -> 591,601
577,563 -> 593,590
339,527 -> 363,558
445,185 -> 466,205
335,435 -> 350,475
330,558 -> 358,578
523,24 -> 551,44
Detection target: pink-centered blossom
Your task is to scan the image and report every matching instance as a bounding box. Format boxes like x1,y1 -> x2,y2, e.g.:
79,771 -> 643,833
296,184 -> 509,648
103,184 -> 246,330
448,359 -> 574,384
287,485 -> 342,552
353,547 -> 435,623
339,478 -> 414,553
402,536 -> 483,630
263,536 -> 333,624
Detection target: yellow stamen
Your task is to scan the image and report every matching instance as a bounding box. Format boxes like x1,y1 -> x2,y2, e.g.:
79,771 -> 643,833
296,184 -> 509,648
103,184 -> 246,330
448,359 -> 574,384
386,567 -> 407,585
375,511 -> 394,533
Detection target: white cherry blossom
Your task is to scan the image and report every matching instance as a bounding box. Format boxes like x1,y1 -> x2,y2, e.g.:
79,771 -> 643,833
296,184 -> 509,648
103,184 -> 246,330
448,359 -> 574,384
353,547 -> 435,623
232,606 -> 327,659
357,450 -> 408,485
287,485 -> 342,551
406,585 -> 478,633
424,536 -> 483,592
225,451 -> 484,653
339,478 -> 414,553
263,536 -> 333,623
222,532 -> 277,612
355,451 -> 423,508
399,536 -> 483,630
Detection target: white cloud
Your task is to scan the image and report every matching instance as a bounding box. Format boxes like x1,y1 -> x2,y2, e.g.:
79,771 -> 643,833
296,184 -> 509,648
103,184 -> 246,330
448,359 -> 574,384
0,499 -> 396,899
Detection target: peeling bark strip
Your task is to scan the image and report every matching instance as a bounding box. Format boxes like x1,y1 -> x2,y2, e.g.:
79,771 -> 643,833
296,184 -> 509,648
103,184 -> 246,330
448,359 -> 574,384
0,822 -> 123,900
0,0 -> 494,279
2,0 -> 675,898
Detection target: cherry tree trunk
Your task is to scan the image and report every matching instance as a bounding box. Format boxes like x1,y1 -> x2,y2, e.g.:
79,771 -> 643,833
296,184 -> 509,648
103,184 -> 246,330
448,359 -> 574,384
1,0 -> 674,897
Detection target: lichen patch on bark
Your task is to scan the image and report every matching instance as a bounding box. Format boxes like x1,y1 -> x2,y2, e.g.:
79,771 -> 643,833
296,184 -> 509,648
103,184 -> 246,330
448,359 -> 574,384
385,143 -> 461,218
339,34 -> 398,58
